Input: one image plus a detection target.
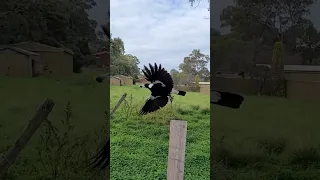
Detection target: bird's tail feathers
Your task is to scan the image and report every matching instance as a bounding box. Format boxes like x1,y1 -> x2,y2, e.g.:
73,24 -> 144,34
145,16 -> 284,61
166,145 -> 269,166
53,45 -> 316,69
172,89 -> 186,96
211,90 -> 244,109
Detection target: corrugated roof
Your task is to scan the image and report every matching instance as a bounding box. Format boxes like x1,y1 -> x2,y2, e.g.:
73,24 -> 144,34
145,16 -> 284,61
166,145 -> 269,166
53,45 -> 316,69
10,41 -> 74,55
0,46 -> 39,56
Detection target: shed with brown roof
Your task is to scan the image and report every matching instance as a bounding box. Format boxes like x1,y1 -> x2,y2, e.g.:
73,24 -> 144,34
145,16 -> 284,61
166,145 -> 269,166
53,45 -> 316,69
93,51 -> 110,67
10,41 -> 74,76
0,46 -> 43,77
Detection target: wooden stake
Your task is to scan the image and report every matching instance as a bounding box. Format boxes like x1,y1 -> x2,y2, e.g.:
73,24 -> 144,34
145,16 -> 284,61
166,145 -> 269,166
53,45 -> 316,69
167,120 -> 187,180
0,99 -> 55,177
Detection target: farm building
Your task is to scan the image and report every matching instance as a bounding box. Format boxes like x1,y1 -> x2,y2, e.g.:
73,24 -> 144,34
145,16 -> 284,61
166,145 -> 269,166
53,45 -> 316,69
137,77 -> 148,84
10,41 -> 74,76
0,46 -> 43,77
110,76 -> 122,86
199,82 -> 210,95
212,64 -> 320,103
93,51 -> 110,67
110,75 -> 133,86
281,65 -> 320,102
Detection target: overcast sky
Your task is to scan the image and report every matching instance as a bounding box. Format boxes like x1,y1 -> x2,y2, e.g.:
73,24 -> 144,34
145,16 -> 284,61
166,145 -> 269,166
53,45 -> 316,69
88,0 -> 319,71
90,0 -> 210,71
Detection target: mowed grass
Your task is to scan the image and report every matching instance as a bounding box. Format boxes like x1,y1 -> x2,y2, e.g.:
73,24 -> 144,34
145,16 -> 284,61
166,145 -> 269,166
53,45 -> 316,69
110,85 -> 210,179
211,96 -> 320,179
0,72 -> 210,179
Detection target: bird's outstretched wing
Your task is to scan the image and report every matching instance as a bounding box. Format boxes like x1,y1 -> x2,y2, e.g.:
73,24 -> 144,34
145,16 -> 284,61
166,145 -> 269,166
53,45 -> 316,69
211,90 -> 244,109
90,138 -> 110,170
142,63 -> 173,90
139,96 -> 169,115
101,25 -> 110,39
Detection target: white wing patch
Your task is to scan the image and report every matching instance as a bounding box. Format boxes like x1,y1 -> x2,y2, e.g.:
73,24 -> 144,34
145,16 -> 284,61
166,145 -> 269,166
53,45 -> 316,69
154,80 -> 166,87
150,95 -> 161,100
148,84 -> 154,88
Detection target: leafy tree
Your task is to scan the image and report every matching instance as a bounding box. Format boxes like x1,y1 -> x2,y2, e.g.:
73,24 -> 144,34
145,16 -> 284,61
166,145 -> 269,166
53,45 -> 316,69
211,28 -> 221,36
220,0 -> 319,64
107,36 -> 140,79
179,49 -> 210,83
195,74 -> 199,86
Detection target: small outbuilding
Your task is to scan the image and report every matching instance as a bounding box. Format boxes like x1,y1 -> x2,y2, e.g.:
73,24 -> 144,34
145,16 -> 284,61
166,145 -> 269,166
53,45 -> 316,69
11,41 -> 74,76
93,51 -> 110,67
0,46 -> 43,77
110,75 -> 133,86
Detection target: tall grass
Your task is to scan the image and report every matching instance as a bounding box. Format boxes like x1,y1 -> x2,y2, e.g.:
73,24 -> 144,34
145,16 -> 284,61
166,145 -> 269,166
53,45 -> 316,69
0,75 -> 210,179
211,95 -> 320,179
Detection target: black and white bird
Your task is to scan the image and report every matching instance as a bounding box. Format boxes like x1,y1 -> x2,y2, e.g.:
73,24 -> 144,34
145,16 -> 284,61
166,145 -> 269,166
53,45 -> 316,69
210,90 -> 244,109
140,63 -> 186,115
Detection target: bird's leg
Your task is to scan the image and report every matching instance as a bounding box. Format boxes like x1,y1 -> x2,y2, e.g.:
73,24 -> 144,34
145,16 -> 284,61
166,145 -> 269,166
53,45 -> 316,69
169,95 -> 174,103
169,95 -> 174,115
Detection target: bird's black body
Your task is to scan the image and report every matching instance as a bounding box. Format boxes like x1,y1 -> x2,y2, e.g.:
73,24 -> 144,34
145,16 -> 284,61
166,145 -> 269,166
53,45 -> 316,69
211,90 -> 244,109
140,63 -> 186,115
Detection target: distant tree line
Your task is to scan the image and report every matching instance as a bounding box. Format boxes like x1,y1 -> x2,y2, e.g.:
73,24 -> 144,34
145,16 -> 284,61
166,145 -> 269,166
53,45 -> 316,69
189,0 -> 320,75
170,49 -> 210,85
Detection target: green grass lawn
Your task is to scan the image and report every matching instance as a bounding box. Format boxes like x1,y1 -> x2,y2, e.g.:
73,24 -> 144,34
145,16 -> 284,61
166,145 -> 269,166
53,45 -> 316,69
211,96 -> 320,179
110,85 -> 210,179
0,73 -> 210,179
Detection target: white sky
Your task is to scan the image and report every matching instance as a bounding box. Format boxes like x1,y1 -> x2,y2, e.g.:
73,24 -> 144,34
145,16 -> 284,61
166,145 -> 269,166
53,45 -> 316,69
110,0 -> 210,71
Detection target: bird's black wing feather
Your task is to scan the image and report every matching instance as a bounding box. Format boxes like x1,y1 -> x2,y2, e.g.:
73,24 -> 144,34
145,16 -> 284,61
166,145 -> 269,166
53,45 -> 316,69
142,63 -> 173,90
101,25 -> 110,40
139,96 -> 169,115
90,138 -> 110,170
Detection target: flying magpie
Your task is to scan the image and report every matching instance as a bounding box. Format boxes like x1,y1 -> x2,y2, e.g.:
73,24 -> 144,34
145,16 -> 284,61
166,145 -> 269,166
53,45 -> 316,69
210,90 -> 244,109
139,63 -> 186,115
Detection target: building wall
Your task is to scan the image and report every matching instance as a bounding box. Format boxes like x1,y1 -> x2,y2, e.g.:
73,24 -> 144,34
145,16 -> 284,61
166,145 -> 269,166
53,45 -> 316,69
284,72 -> 320,81
122,77 -> 133,85
286,80 -> 320,102
0,49 -> 32,77
12,42 -> 73,76
285,72 -> 320,102
110,77 -> 121,86
34,51 -> 73,76
95,53 -> 110,67
199,84 -> 210,95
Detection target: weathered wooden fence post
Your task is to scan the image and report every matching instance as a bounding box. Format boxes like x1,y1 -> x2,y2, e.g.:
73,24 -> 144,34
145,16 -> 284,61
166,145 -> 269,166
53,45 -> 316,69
0,99 -> 55,178
167,120 -> 187,180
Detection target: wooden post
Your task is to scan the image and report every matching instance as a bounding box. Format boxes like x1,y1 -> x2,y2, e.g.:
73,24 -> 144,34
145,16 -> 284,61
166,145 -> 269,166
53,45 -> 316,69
167,120 -> 187,180
0,99 -> 55,177
110,93 -> 127,118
